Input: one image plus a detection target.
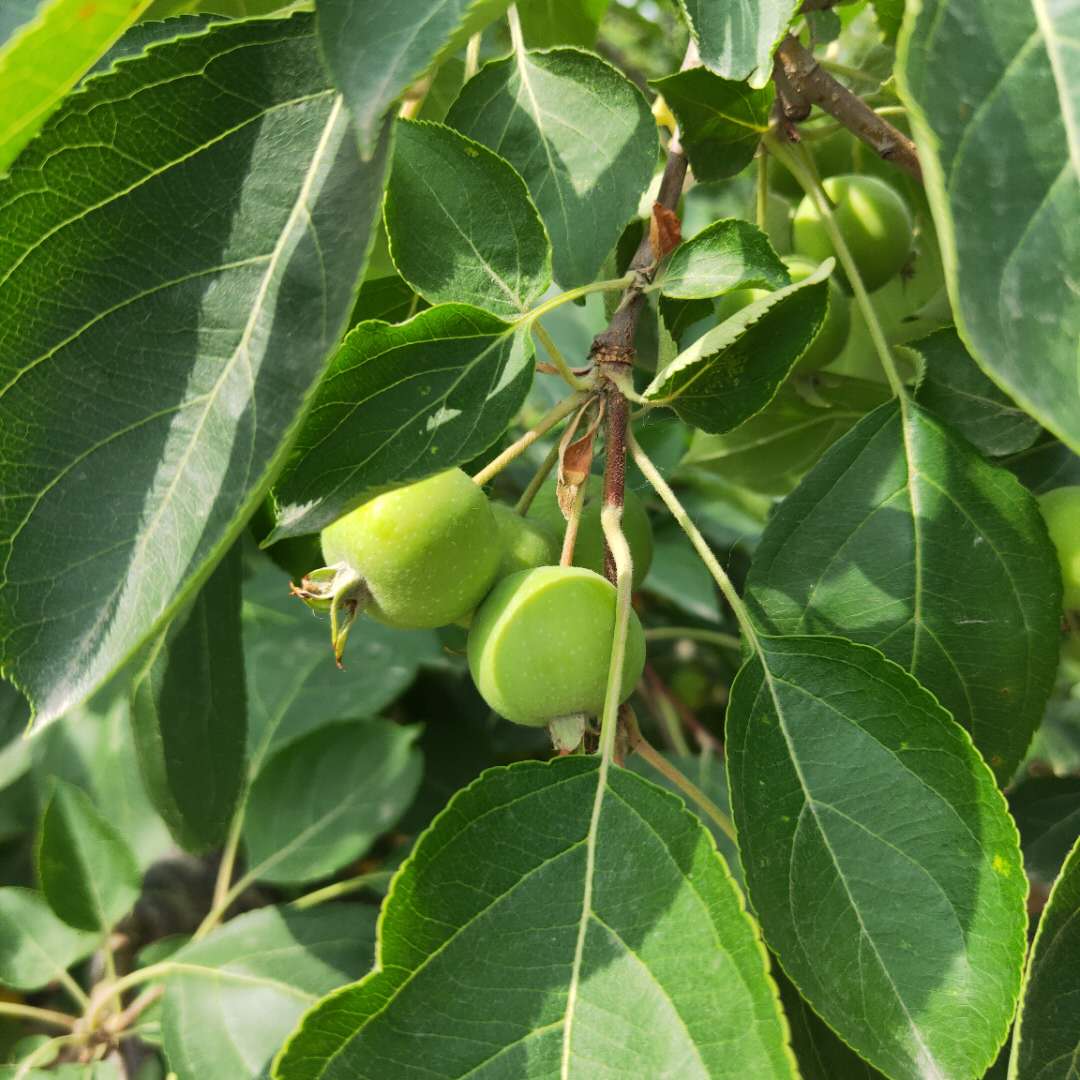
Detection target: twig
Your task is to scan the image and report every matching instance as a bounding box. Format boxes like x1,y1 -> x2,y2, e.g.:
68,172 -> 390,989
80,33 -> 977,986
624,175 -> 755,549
533,322 -> 590,392
773,35 -> 922,182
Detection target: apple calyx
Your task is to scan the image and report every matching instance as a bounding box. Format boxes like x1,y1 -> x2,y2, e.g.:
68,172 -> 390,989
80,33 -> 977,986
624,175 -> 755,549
290,563 -> 370,668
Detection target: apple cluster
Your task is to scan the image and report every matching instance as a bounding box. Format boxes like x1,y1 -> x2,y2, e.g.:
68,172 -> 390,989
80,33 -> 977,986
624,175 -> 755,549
305,468 -> 654,732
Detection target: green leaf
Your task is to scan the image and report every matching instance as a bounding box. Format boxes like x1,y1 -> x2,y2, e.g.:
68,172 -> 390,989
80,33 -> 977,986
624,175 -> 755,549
0,16 -> 393,726
1009,835 -> 1080,1080
516,0 -> 609,47
131,544 -> 245,854
447,45 -> 656,288
0,680 -> 32,792
677,0 -> 798,86
0,0 -> 152,175
896,0 -> 1080,456
910,328 -> 1040,458
642,524 -> 721,622
317,0 -> 511,158
651,69 -> 773,182
657,218 -> 789,300
37,779 -> 141,931
0,887 -> 96,990
1005,436 -> 1080,495
349,274 -> 423,328
243,559 -> 437,772
274,757 -> 796,1080
682,374 -> 891,496
645,260 -> 830,433
746,400 -> 1062,780
870,0 -> 904,45
727,634 -> 1027,1080
1009,775 -> 1080,888
161,905 -> 376,1080
271,305 -> 533,539
385,120 -> 551,317
243,719 -> 422,886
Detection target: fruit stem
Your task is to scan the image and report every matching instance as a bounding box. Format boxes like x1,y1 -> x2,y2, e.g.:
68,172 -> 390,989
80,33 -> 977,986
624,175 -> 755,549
0,1001 -> 78,1032
756,151 -> 769,232
290,870 -> 394,910
533,321 -> 591,392
599,502 -> 635,764
627,723 -> 737,842
763,131 -> 907,399
559,480 -> 588,566
644,626 -> 741,651
629,431 -> 761,653
514,441 -> 560,514
472,392 -> 586,487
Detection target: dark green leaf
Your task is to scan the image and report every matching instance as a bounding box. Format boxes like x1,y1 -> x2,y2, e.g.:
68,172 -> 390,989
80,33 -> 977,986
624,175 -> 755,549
1010,835 -> 1080,1079
645,261 -> 830,433
1005,436 -> 1080,495
1009,775 -> 1080,888
0,17 -> 392,725
447,45 -> 656,288
897,0 -> 1080,456
517,0 -> 609,47
162,905 -> 376,1080
0,887 -> 96,990
271,305 -> 533,539
243,719 -> 422,885
317,0 -> 510,158
651,69 -> 773,181
243,559 -> 438,771
657,218 -> 789,300
677,0 -> 798,86
642,524 -> 721,622
131,544 -> 245,854
274,757 -> 796,1079
727,634 -> 1027,1080
911,328 -> 1040,457
349,275 -> 423,328
746,400 -> 1062,781
870,0 -> 904,44
384,120 -> 551,316
0,680 -> 31,792
37,780 -> 140,931
0,0 -> 149,174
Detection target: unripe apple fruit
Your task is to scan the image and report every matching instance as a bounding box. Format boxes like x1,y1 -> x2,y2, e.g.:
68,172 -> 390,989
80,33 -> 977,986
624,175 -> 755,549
1038,486 -> 1080,610
467,566 -> 647,726
714,254 -> 850,374
320,468 -> 501,628
526,475 -> 653,587
491,503 -> 559,577
793,174 -> 913,292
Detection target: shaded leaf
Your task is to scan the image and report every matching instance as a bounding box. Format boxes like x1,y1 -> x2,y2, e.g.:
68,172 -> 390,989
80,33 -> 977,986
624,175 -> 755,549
243,719 -> 422,886
0,0 -> 151,174
0,680 -> 32,792
746,400 -> 1063,781
517,0 -> 609,47
271,305 -> 533,539
727,634 -> 1027,1080
38,780 -> 140,931
349,275 -> 423,328
0,887 -> 96,990
0,16 -> 393,725
448,45 -> 656,288
318,0 -> 510,158
131,544 -> 245,854
162,905 -> 376,1080
1005,436 -> 1080,495
274,757 -> 796,1079
1009,835 -> 1080,1080
657,217 -> 789,300
385,119 -> 551,317
243,559 -> 438,772
652,68 -> 773,181
645,261 -> 830,433
1009,775 -> 1080,888
911,328 -> 1039,457
642,523 -> 721,622
897,0 -> 1080,456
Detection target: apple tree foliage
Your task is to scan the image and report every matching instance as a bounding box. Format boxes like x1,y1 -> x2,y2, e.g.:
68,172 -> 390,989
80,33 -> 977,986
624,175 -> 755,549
0,0 -> 1077,1078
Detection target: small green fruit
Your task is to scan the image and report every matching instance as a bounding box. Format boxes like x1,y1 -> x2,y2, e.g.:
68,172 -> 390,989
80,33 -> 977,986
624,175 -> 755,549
467,566 -> 646,726
714,254 -> 850,374
491,503 -> 559,577
793,174 -> 913,292
1038,486 -> 1080,610
320,469 -> 501,629
526,475 -> 653,587
763,192 -> 793,254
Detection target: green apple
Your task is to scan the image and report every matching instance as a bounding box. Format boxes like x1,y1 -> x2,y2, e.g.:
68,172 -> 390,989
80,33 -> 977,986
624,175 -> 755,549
320,468 -> 501,629
467,566 -> 647,726
1038,486 -> 1080,610
793,174 -> 913,292
714,254 -> 850,375
527,474 -> 654,587
491,503 -> 559,577
770,129 -> 855,199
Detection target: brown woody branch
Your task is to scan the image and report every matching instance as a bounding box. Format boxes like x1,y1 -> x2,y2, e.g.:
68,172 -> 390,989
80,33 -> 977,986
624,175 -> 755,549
773,35 -> 922,183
